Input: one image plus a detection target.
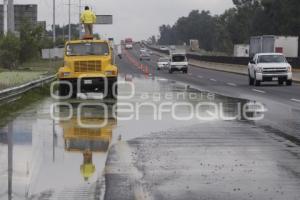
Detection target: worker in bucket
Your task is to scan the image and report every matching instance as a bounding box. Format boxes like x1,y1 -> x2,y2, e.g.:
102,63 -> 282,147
80,6 -> 96,35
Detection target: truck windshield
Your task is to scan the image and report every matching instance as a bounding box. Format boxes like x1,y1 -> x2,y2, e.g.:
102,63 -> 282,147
258,55 -> 286,63
172,55 -> 186,62
66,42 -> 109,56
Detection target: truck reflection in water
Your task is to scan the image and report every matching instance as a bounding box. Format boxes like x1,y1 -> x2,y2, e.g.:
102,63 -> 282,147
59,101 -> 117,182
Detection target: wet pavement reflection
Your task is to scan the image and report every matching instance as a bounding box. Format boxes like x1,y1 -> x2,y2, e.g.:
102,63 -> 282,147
0,76 -> 274,200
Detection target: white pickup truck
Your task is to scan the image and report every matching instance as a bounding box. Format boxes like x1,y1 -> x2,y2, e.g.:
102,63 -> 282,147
248,53 -> 293,86
168,53 -> 188,74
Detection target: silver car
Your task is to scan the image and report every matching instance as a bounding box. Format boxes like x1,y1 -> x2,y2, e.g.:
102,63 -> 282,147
157,57 -> 169,70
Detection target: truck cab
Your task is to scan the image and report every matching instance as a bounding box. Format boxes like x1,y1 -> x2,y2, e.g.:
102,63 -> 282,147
58,37 -> 118,98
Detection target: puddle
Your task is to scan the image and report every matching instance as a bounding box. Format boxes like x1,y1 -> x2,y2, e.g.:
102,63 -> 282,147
0,76 -> 261,199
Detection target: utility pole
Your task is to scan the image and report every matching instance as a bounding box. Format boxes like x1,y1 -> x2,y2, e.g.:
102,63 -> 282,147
7,0 -> 14,33
68,0 -> 71,41
62,23 -> 65,42
53,0 -> 56,45
7,0 -> 15,33
4,0 -> 14,34
3,0 -> 8,35
79,0 -> 82,37
7,123 -> 13,200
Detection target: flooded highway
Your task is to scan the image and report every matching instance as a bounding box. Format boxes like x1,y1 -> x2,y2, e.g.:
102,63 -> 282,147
0,54 -> 300,200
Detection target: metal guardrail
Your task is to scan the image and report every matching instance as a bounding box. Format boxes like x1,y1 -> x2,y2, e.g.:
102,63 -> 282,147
0,75 -> 56,104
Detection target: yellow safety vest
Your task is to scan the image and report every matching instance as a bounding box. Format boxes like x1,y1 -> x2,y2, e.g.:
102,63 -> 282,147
80,10 -> 96,24
80,163 -> 96,181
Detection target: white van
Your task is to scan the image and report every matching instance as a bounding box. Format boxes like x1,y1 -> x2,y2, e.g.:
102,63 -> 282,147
168,53 -> 188,74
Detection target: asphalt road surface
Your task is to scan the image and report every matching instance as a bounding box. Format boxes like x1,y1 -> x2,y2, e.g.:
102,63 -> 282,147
0,45 -> 299,200
125,45 -> 300,142
104,46 -> 300,200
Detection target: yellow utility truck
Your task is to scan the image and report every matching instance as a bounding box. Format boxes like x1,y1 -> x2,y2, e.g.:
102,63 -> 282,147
62,117 -> 116,152
58,36 -> 118,98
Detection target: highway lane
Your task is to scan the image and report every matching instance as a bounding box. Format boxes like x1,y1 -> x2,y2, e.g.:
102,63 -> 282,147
0,47 -> 299,199
123,46 -> 300,142
133,46 -> 300,105
103,49 -> 300,200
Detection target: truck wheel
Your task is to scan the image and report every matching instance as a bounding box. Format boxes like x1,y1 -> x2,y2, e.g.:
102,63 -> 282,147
71,85 -> 77,98
248,73 -> 254,86
278,80 -> 284,85
107,80 -> 118,99
59,83 -> 75,97
286,80 -> 292,86
183,69 -> 188,74
58,84 -> 68,96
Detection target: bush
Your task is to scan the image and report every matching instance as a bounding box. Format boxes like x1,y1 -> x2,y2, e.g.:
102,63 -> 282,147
0,33 -> 21,69
19,21 -> 44,63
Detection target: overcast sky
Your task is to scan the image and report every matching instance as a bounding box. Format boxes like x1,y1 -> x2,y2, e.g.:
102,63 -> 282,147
1,0 -> 233,41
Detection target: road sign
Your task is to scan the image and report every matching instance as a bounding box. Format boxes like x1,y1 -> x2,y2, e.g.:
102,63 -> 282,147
96,15 -> 113,25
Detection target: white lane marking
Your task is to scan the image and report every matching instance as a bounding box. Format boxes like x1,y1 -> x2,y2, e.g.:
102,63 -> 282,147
209,78 -> 217,82
197,75 -> 203,78
291,98 -> 300,103
227,83 -> 237,87
252,89 -> 266,94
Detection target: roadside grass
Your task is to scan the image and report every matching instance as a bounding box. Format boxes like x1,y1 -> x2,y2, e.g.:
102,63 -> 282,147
18,59 -> 63,75
0,84 -> 50,128
0,71 -> 45,90
0,59 -> 63,90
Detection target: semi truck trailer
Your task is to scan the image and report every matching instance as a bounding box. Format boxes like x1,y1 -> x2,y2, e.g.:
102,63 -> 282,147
249,35 -> 298,58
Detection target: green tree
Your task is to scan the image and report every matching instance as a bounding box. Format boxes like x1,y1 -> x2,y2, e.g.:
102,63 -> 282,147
19,20 -> 44,63
156,0 -> 300,55
158,25 -> 174,45
158,10 -> 217,51
0,33 -> 21,69
261,0 -> 300,35
214,9 -> 236,53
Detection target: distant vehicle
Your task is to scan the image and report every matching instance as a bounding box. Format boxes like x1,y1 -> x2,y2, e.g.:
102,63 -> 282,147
189,39 -> 199,52
250,35 -> 298,58
234,44 -> 249,57
140,52 -> 151,61
125,38 -> 133,49
140,48 -> 147,53
157,57 -> 169,70
168,52 -> 188,73
248,53 -> 293,86
117,45 -> 122,58
160,46 -> 169,51
170,45 -> 176,50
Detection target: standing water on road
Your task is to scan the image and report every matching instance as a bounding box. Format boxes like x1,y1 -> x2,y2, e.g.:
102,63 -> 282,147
0,75 -> 299,200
